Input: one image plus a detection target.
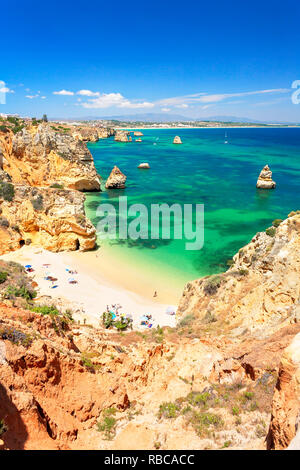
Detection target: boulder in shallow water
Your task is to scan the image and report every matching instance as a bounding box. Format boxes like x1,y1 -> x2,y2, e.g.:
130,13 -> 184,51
137,163 -> 150,169
173,136 -> 182,144
105,166 -> 127,189
256,165 -> 276,189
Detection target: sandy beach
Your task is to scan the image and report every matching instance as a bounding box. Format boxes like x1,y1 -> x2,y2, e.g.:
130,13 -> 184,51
0,246 -> 178,329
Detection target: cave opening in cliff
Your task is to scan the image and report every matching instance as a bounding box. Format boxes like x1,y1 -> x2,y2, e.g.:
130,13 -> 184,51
75,239 -> 80,250
19,240 -> 25,247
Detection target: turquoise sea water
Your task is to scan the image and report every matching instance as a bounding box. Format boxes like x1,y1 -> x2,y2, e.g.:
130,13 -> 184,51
85,128 -> 300,287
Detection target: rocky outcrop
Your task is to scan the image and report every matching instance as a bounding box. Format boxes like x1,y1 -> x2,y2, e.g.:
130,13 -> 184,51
1,124 -> 101,191
256,165 -> 276,189
105,166 -> 127,189
267,332 -> 300,449
114,131 -> 130,143
134,131 -> 143,137
97,127 -> 115,139
177,213 -> 300,337
72,127 -> 115,142
0,184 -> 96,254
0,297 -> 293,451
137,163 -> 150,169
0,304 -> 131,449
173,136 -> 182,144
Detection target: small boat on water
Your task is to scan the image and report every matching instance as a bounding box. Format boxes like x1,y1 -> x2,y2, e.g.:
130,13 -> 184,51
224,132 -> 228,144
135,138 -> 142,142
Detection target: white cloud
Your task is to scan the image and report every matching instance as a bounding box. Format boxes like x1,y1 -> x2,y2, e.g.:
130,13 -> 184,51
80,92 -> 154,109
26,94 -> 39,99
77,89 -> 100,97
0,87 -> 14,94
175,103 -> 189,109
161,108 -> 171,112
157,88 -> 290,107
53,89 -> 74,96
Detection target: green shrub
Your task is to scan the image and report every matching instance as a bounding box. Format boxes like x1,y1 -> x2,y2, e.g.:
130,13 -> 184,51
7,261 -> 24,272
4,285 -> 37,300
31,194 -> 44,211
190,411 -> 223,437
242,391 -> 254,401
222,440 -> 231,448
177,314 -> 194,327
50,183 -> 64,189
81,354 -> 95,370
266,227 -> 276,237
102,311 -> 115,329
272,219 -> 283,227
96,408 -> 117,439
158,402 -> 180,419
0,327 -> 33,347
188,392 -> 210,407
31,305 -> 60,316
238,268 -> 249,276
202,311 -> 217,324
0,271 -> 8,284
12,125 -> 25,134
232,406 -> 240,416
30,304 -> 73,333
0,182 -> 15,201
0,217 -> 9,228
204,275 -> 222,295
102,311 -> 132,331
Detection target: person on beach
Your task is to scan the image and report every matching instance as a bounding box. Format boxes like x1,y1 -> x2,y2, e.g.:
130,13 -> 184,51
153,291 -> 157,297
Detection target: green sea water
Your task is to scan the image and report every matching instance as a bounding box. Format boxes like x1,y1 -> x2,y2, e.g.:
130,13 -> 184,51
85,128 -> 300,288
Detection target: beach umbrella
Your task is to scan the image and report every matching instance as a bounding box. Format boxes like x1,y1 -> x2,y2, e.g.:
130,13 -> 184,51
140,315 -> 148,322
25,265 -> 32,268
166,306 -> 176,315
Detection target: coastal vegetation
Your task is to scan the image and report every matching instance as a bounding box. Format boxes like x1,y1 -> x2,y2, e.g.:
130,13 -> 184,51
0,182 -> 15,201
97,408 -> 118,440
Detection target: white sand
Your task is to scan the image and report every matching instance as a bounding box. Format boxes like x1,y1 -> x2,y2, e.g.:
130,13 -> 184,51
1,246 -> 177,329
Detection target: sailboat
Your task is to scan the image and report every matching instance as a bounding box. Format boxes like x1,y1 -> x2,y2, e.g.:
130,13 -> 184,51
224,132 -> 228,144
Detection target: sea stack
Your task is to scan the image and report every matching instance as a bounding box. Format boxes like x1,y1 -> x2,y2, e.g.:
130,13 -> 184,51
256,165 -> 276,189
134,131 -> 143,137
138,163 -> 150,169
114,130 -> 129,142
105,166 -> 127,189
173,136 -> 182,144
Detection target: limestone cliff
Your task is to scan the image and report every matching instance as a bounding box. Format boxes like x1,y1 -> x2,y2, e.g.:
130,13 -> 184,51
178,213 -> 300,337
0,184 -> 96,254
1,209 -> 300,450
267,332 -> 300,449
72,126 -> 115,142
0,124 -> 101,191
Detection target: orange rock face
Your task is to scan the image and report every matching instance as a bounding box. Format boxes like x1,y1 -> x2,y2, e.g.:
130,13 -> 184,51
177,213 -> 300,338
0,185 -> 96,254
0,124 -> 101,191
267,332 -> 300,449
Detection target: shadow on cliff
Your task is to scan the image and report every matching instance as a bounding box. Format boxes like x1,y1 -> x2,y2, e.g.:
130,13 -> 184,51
0,382 -> 28,450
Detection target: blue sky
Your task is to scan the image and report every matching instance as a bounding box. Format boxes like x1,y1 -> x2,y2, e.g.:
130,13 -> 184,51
1,0 -> 300,121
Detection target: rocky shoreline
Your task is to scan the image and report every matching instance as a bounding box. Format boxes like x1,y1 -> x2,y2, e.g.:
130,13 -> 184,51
0,119 -> 299,450
0,213 -> 299,449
